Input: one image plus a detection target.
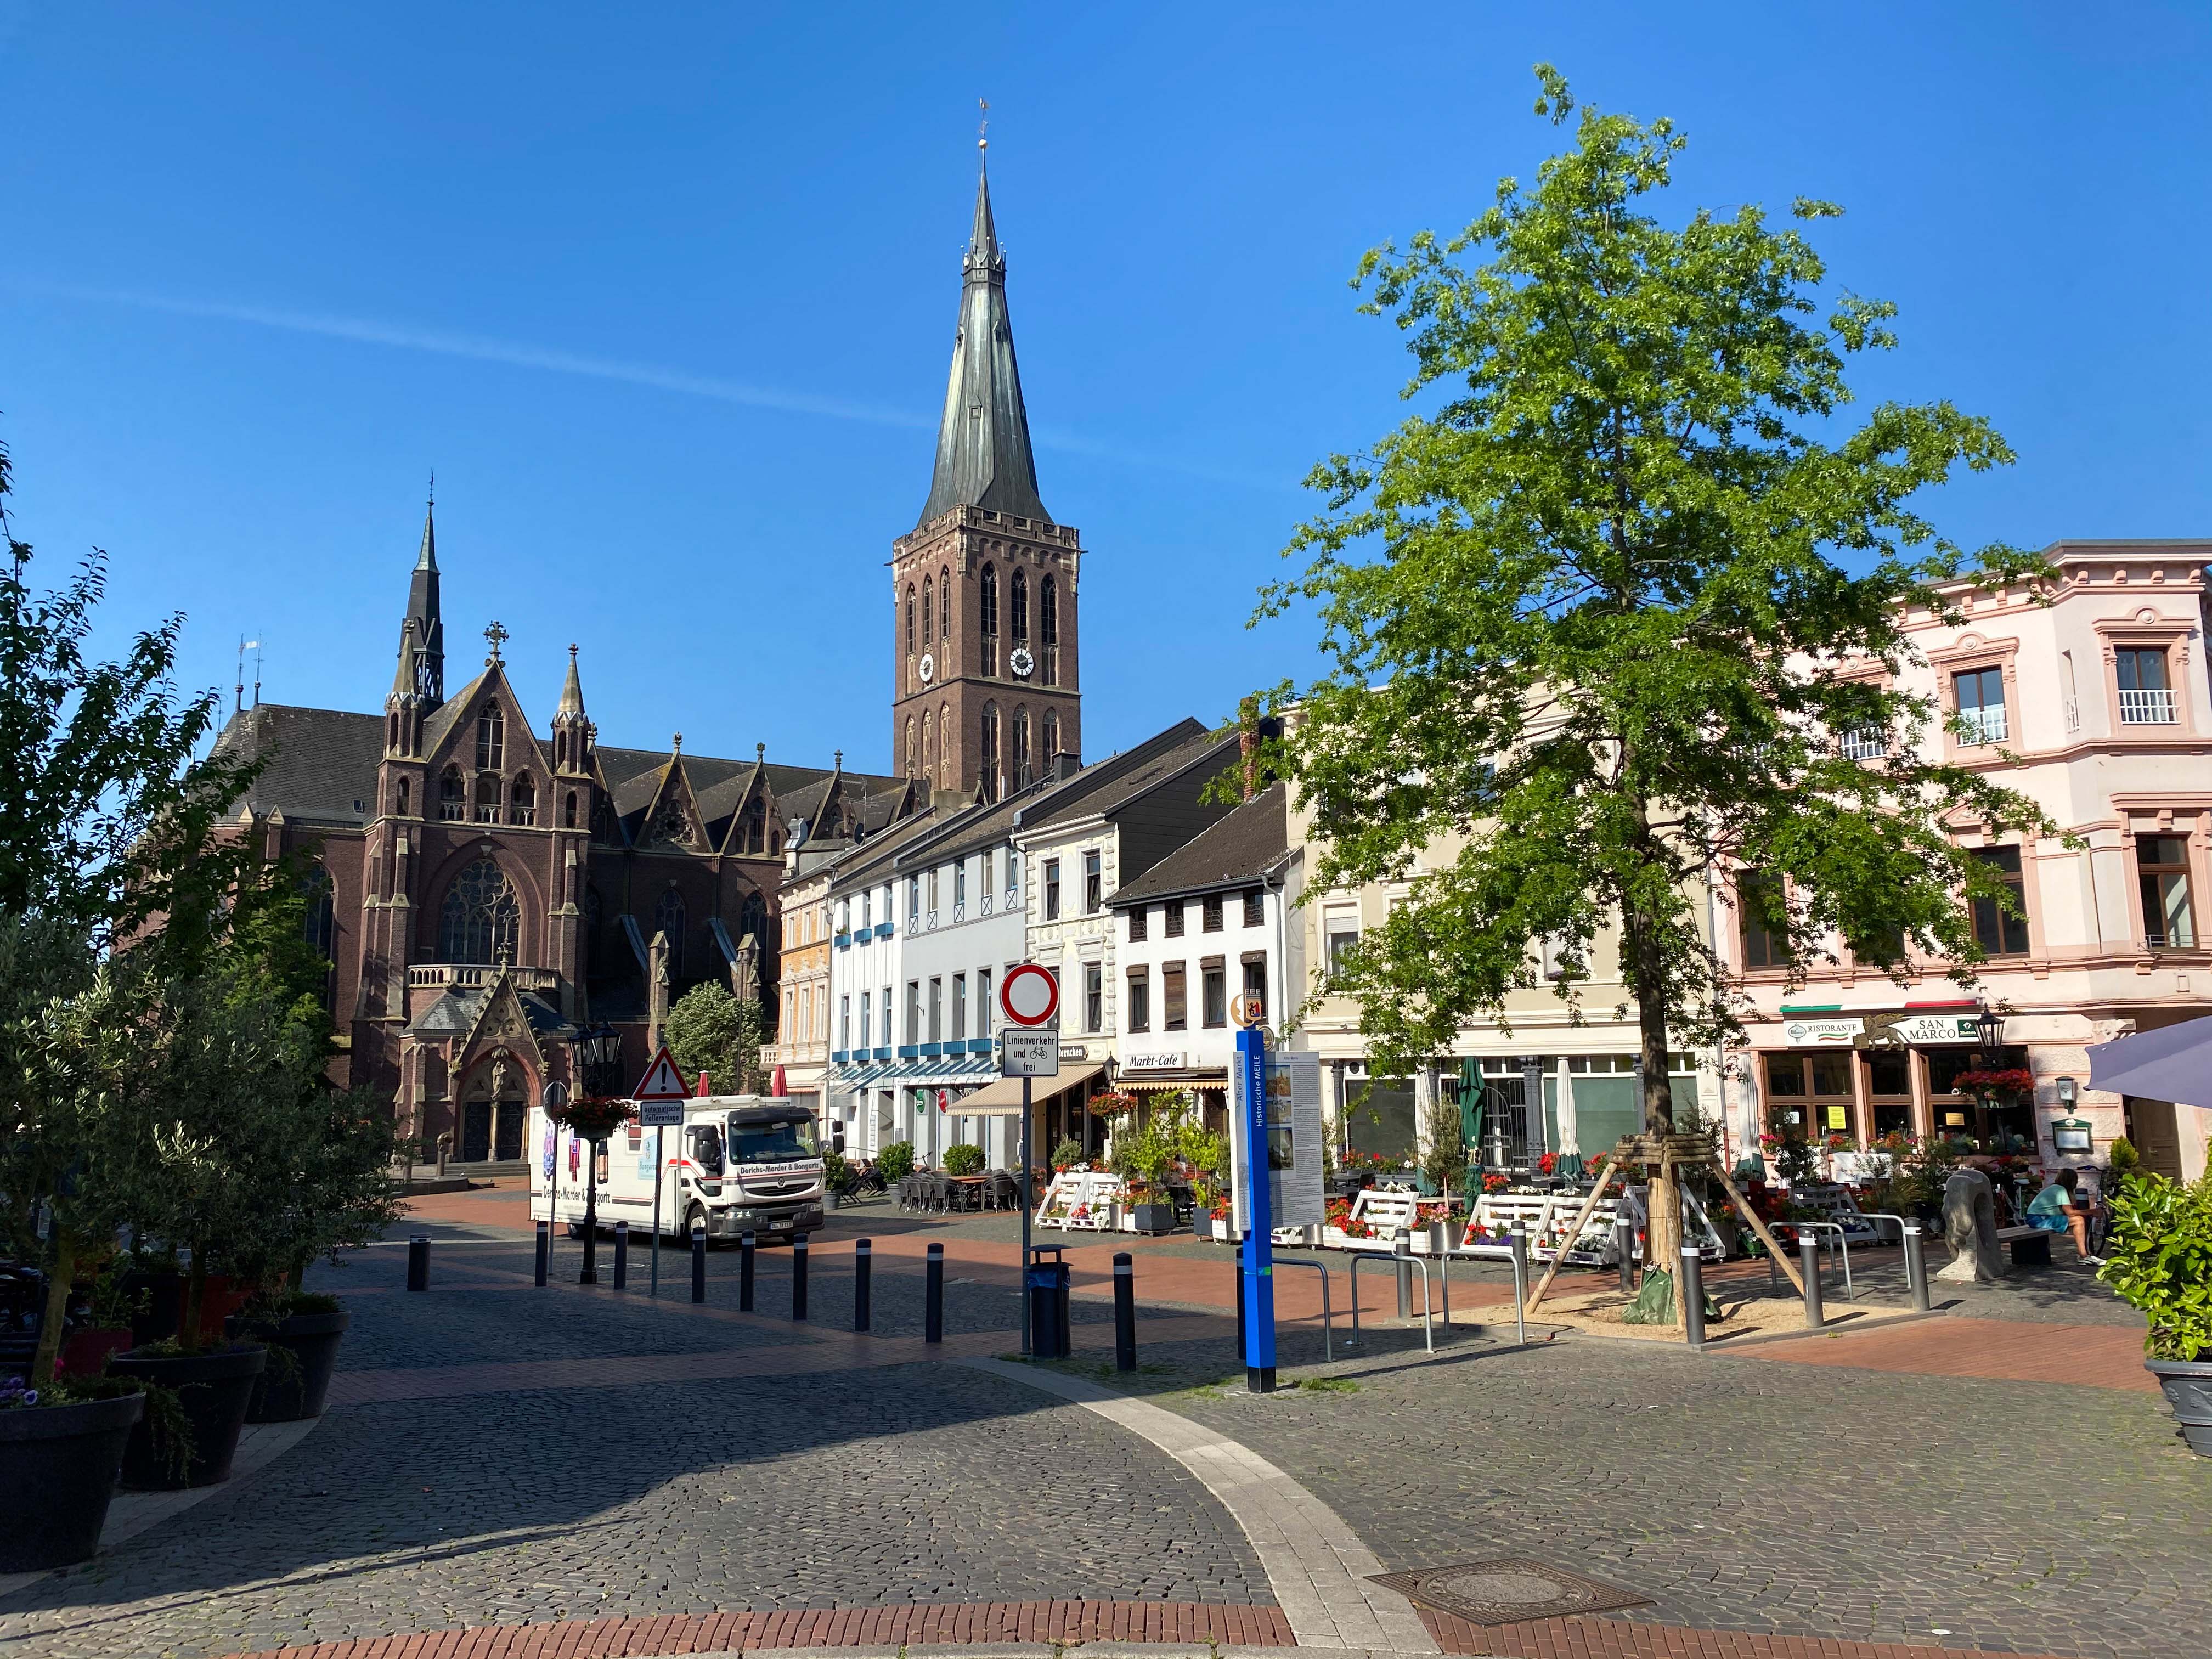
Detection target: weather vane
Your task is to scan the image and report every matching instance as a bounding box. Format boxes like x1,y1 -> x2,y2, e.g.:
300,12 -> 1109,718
978,98 -> 989,150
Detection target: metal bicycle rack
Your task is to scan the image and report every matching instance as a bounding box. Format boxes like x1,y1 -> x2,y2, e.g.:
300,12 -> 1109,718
1347,1243 -> 1445,1352
1269,1254 -> 1335,1361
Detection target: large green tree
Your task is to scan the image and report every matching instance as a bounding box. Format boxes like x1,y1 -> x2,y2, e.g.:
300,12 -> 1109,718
663,981 -> 767,1096
1262,69 -> 2049,1288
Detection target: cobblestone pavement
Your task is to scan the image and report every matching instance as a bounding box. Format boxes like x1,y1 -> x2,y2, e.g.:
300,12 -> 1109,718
1113,1334 -> 2209,1659
0,1363 -> 1269,1659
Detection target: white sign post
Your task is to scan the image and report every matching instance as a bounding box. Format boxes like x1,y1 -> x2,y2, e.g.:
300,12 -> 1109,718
1000,964 -> 1059,1355
633,1046 -> 692,1298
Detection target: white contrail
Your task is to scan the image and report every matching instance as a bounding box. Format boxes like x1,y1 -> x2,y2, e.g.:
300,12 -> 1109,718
16,279 -> 1296,494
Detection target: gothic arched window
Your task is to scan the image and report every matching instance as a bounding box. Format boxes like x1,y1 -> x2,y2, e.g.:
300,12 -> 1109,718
1010,569 -> 1029,645
655,888 -> 686,983
979,565 -> 1000,676
939,566 -> 951,641
743,798 -> 766,855
922,575 -> 934,646
302,864 -> 337,1012
439,765 -> 465,821
396,776 -> 411,817
439,857 -> 519,964
905,584 -> 916,657
939,704 -> 951,787
582,884 -> 600,975
980,703 -> 1001,802
476,704 -> 504,771
905,714 -> 918,777
1012,706 -> 1032,791
473,772 -> 501,823
510,773 -> 535,826
740,890 -> 771,958
1041,708 -> 1060,769
1041,576 -> 1059,686
562,789 -> 578,829
921,707 -> 935,776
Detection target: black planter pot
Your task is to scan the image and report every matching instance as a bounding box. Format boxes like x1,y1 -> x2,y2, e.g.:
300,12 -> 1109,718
2148,1358 -> 2212,1456
107,1344 -> 266,1489
0,1391 -> 144,1571
240,1310 -> 351,1423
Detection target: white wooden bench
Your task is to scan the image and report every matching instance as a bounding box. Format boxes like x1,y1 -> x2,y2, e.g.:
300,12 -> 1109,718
1784,1182 -> 1887,1242
1033,1169 -> 1126,1231
1459,1186 -> 1728,1265
1324,1187 -> 1454,1252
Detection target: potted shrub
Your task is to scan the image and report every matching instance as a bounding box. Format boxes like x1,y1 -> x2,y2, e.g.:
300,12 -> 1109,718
943,1142 -> 985,1177
2099,1170 -> 2212,1454
236,1290 -> 352,1423
0,1376 -> 148,1571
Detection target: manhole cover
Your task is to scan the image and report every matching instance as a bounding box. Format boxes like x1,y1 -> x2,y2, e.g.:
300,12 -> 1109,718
1368,1557 -> 1652,1627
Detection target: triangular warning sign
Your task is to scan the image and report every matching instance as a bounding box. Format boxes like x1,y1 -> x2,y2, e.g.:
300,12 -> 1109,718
631,1046 -> 690,1102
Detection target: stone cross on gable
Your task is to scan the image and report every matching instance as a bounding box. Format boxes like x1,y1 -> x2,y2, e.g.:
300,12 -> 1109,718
483,620 -> 508,666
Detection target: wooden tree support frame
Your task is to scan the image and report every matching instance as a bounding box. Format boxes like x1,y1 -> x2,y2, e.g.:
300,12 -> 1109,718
1522,1136 -> 1803,1318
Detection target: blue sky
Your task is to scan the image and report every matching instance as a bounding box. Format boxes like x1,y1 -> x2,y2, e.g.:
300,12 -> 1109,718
3,2 -> 2207,775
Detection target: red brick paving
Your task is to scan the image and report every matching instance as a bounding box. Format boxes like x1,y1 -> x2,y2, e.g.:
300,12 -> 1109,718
1737,1312 -> 2155,1393
1421,1609 -> 2067,1658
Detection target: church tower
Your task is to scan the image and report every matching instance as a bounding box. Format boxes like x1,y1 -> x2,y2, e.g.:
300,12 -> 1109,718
891,143 -> 1082,803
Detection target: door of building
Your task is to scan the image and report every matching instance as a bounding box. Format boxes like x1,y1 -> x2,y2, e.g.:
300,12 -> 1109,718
461,1099 -> 493,1163
2125,1098 -> 2184,1180
494,1101 -> 524,1161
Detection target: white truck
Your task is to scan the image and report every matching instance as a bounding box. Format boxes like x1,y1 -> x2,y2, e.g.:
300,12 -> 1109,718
529,1095 -> 826,1245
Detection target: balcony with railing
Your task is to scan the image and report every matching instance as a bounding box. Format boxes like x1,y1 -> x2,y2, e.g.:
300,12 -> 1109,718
2119,687 -> 2178,726
1839,727 -> 1887,761
408,963 -> 562,995
1956,704 -> 2008,747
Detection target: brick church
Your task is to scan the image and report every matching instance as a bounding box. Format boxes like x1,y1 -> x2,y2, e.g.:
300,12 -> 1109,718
217,146 -> 1084,1161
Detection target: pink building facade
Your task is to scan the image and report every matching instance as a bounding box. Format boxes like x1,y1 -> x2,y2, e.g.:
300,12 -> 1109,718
1725,540 -> 2212,1184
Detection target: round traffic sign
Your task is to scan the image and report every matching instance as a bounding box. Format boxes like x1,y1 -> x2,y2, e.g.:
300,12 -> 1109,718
1001,962 -> 1059,1026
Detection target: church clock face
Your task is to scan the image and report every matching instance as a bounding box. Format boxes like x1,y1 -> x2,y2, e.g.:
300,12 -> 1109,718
1009,646 -> 1035,679
918,653 -> 935,685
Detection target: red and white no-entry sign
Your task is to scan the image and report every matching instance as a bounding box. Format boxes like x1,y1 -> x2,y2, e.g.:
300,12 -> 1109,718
1000,962 -> 1059,1027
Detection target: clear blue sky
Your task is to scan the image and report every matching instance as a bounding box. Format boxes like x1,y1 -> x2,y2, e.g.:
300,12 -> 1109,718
4,3 -> 2207,775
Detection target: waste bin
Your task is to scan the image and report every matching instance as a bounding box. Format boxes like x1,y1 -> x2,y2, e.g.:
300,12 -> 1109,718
1026,1246 -> 1072,1358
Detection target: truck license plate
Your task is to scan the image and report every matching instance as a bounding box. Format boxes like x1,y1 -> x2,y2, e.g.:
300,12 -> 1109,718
771,1218 -> 791,1228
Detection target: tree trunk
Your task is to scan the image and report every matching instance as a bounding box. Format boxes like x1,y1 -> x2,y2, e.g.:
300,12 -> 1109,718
180,1249 -> 209,1353
30,1228 -> 77,1387
1625,903 -> 1682,1319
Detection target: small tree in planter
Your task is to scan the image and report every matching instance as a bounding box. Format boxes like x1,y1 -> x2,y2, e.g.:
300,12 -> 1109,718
942,1143 -> 985,1177
2099,1170 -> 2212,1455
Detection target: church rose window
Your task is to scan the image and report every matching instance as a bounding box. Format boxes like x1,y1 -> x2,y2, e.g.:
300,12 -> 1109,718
439,857 -> 520,965
476,705 -> 504,771
439,766 -> 465,821
510,773 -> 535,826
980,566 -> 999,675
1010,570 -> 1029,644
656,888 -> 687,982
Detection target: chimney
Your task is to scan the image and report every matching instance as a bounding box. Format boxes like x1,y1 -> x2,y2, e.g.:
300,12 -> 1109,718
1238,698 -> 1285,801
1052,752 -> 1081,781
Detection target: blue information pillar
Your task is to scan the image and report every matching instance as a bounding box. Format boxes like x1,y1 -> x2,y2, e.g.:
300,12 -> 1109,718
1237,1023 -> 1277,1393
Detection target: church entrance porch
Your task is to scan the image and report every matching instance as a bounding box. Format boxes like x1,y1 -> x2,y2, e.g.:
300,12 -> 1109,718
460,1094 -> 527,1163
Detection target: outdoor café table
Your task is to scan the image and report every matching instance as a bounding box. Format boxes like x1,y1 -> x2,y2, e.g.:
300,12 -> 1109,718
949,1175 -> 989,1211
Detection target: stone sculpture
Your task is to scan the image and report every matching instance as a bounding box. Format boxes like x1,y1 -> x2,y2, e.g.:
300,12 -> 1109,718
1936,1166 -> 2006,1283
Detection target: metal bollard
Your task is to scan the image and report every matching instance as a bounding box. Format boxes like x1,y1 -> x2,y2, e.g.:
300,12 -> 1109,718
854,1238 -> 872,1332
691,1223 -> 707,1303
1507,1232 -> 1530,1348
792,1233 -> 809,1321
739,1231 -> 757,1312
1903,1224 -> 1931,1312
924,1241 -> 944,1344
1768,1243 -> 1782,1289
1617,1217 -> 1638,1293
613,1222 -> 629,1290
1680,1246 -> 1706,1349
1113,1251 -> 1137,1372
1800,1233 -> 1824,1329
1394,1237 -> 1413,1319
406,1233 -> 430,1291
534,1220 -> 549,1288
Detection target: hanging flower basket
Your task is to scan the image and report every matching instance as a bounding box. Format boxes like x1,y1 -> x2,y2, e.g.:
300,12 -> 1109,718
549,1096 -> 636,1144
1949,1068 -> 2035,1102
1090,1091 -> 1141,1118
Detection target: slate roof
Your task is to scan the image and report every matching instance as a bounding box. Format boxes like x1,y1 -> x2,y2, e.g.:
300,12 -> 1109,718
1108,782 -> 1290,907
214,704 -> 385,826
1020,722 -> 1232,830
404,986 -> 572,1041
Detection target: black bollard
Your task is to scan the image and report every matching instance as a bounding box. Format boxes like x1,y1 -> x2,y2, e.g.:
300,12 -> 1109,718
613,1221 -> 629,1290
406,1233 -> 430,1292
854,1238 -> 872,1332
1616,1217 -> 1638,1293
792,1233 -> 810,1322
534,1220 -> 549,1288
1394,1237 -> 1413,1319
924,1241 -> 944,1344
739,1231 -> 756,1312
1680,1246 -> 1706,1349
1904,1224 -> 1931,1312
1800,1233 -> 1824,1329
1113,1251 -> 1137,1372
691,1222 -> 707,1304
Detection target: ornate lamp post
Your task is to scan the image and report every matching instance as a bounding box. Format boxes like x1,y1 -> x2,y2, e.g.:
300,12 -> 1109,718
548,1092 -> 633,1284
1976,1003 -> 2007,1065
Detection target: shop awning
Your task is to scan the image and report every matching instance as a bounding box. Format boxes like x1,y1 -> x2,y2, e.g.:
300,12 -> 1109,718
1121,1071 -> 1228,1091
955,1062 -> 1107,1114
2087,1016 -> 2212,1107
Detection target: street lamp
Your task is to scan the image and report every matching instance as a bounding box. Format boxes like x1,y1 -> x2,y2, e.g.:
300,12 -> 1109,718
573,1024 -> 624,1099
1976,1003 -> 2007,1064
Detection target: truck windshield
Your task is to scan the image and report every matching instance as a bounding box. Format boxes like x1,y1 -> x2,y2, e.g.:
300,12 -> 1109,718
727,1116 -> 819,1163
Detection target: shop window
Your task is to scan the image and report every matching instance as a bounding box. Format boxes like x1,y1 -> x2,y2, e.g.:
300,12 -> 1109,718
2138,834 -> 2197,948
1763,1051 -> 1853,1138
1867,1048 -> 1914,1139
1927,1046 -> 2033,1147
1970,845 -> 2031,956
1202,963 -> 1227,1028
2116,647 -> 2176,725
1162,962 -> 1187,1030
1126,968 -> 1150,1032
1953,666 -> 2007,746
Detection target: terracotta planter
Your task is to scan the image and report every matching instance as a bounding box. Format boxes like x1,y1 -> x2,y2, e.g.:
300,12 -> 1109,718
0,1391 -> 143,1570
2148,1358 -> 2212,1456
108,1344 -> 266,1489
240,1310 -> 351,1423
